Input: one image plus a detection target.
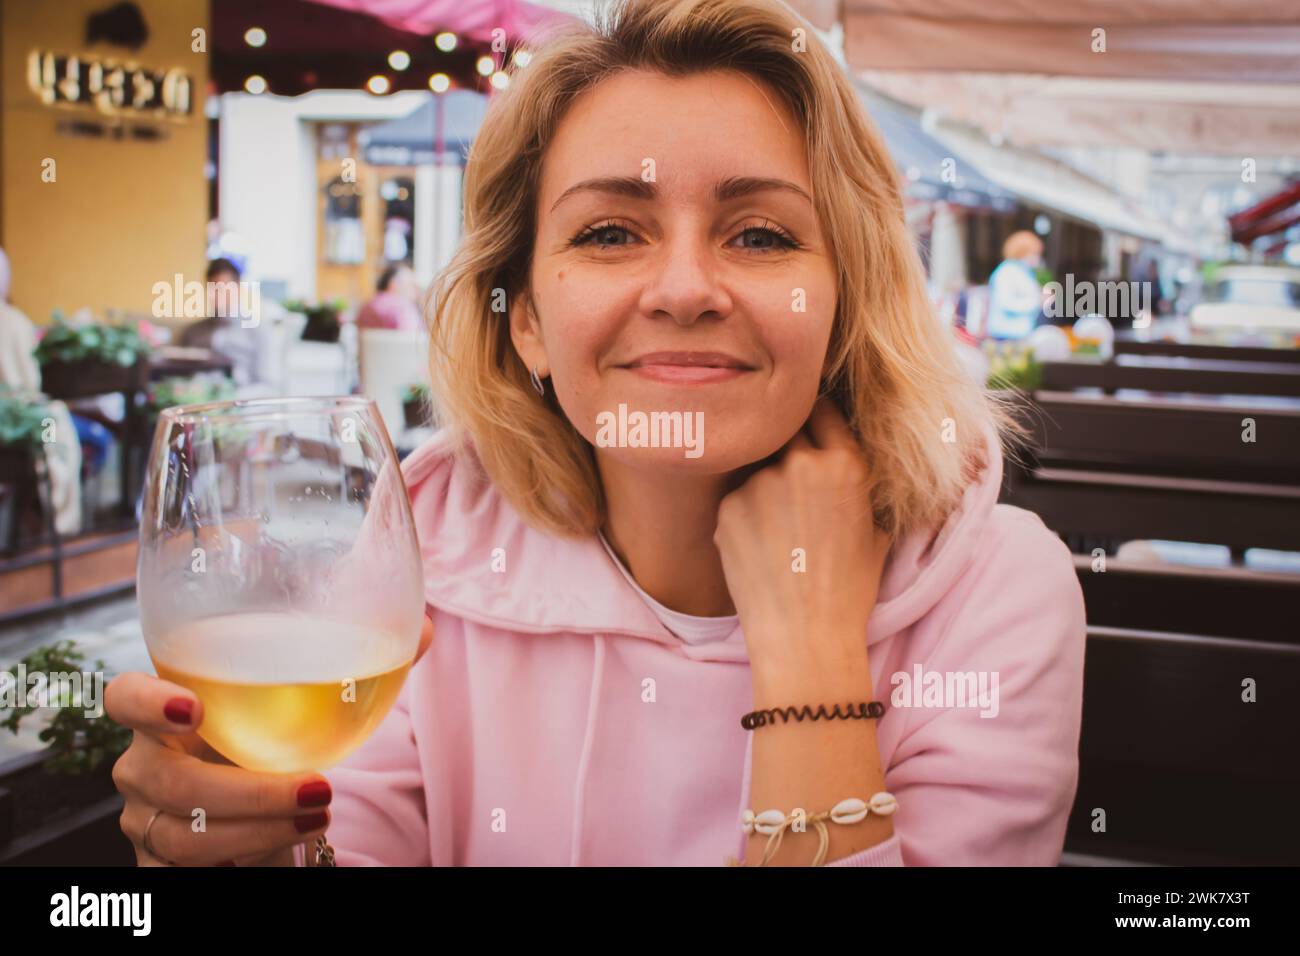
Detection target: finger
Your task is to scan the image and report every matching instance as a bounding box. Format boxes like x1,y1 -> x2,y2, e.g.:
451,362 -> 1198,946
120,800 -> 330,867
115,733 -> 333,819
805,396 -> 860,451
134,845 -> 172,867
413,614 -> 435,664
105,671 -> 204,740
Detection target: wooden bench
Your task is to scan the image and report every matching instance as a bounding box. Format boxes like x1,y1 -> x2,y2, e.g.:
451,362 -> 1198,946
998,392 -> 1300,864
1113,335 -> 1300,366
1003,392 -> 1300,553
1040,355 -> 1300,399
1062,559 -> 1300,865
1063,612 -> 1300,865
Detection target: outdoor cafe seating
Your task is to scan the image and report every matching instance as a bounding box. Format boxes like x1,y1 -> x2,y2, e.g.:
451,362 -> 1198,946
1000,338 -> 1300,865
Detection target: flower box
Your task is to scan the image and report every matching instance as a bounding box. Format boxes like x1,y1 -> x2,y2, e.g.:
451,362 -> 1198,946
39,357 -> 147,401
0,749 -> 130,865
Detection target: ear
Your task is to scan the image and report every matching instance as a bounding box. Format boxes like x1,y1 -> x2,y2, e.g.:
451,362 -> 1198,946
508,288 -> 548,377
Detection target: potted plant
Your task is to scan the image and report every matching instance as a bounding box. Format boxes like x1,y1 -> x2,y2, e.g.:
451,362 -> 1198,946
282,297 -> 348,343
983,340 -> 1043,394
146,373 -> 236,416
142,373 -> 238,449
0,388 -> 57,548
0,640 -> 133,864
402,382 -> 430,430
0,389 -> 51,460
34,311 -> 151,400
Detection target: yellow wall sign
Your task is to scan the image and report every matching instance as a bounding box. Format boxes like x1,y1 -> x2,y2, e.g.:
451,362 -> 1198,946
27,50 -> 192,119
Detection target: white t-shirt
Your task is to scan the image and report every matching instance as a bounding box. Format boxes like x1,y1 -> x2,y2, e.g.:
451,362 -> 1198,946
597,530 -> 739,645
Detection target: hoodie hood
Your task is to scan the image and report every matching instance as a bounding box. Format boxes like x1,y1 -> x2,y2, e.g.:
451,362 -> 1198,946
401,421 -> 1005,665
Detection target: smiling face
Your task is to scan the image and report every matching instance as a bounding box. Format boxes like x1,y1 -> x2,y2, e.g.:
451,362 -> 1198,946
510,69 -> 838,473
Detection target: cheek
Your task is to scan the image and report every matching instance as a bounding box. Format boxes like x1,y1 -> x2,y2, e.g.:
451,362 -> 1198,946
754,284 -> 836,383
767,322 -> 833,382
539,292 -> 624,445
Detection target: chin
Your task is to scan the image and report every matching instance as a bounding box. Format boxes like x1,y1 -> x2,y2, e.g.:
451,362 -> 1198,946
587,425 -> 791,476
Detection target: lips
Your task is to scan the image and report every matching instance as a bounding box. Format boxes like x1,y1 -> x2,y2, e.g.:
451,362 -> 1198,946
618,351 -> 755,385
622,351 -> 754,370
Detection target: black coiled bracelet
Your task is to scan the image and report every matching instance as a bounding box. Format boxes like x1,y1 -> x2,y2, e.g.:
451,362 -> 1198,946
741,700 -> 885,730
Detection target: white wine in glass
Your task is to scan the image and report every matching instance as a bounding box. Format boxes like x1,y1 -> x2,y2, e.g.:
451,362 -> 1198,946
137,397 -> 424,777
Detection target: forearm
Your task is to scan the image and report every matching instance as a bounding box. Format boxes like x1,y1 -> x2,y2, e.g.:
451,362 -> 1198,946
745,644 -> 892,866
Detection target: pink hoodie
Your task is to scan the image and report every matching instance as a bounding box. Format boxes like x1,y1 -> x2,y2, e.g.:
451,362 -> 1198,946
325,425 -> 1087,866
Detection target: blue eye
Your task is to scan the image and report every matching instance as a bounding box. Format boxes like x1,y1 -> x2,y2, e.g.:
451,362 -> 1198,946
569,220 -> 802,253
570,223 -> 634,248
735,224 -> 800,252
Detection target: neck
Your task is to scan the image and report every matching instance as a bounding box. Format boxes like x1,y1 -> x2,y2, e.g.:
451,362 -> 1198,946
597,453 -> 756,617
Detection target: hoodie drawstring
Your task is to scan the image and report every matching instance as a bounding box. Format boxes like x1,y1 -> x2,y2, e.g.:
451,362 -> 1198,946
570,633 -> 606,866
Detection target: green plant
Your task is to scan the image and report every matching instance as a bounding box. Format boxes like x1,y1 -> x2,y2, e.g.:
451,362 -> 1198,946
984,342 -> 1043,393
1034,265 -> 1055,287
401,382 -> 430,403
147,373 -> 236,413
1,640 -> 131,775
282,297 -> 348,321
33,312 -> 151,368
0,388 -> 52,453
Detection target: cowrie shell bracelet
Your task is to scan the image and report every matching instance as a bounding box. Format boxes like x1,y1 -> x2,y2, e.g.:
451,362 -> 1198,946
732,792 -> 898,867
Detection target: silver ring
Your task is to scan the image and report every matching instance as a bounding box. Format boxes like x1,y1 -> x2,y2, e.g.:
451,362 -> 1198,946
142,808 -> 179,866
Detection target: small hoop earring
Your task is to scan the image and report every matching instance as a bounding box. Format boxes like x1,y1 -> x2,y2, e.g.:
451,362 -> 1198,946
530,366 -> 546,397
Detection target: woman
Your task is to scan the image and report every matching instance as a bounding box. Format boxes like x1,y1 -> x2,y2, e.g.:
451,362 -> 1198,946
181,258 -> 276,392
0,247 -> 83,536
986,230 -> 1048,340
355,263 -> 423,332
107,0 -> 1084,867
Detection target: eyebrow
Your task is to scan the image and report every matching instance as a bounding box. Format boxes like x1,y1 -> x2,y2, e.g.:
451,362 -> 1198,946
549,175 -> 813,213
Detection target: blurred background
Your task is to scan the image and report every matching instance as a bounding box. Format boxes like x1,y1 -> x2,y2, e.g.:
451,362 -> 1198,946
0,0 -> 1297,866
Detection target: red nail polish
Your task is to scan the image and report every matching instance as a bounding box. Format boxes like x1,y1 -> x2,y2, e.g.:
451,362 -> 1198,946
294,811 -> 328,833
297,780 -> 332,808
164,697 -> 194,725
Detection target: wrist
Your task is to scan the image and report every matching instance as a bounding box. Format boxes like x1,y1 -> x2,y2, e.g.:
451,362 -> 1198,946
750,642 -> 873,706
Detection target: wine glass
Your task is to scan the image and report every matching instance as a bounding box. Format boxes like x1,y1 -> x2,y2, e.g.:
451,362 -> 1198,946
136,396 -> 425,858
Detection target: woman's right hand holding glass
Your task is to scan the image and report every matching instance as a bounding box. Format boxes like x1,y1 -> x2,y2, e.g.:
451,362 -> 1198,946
106,615 -> 433,866
106,671 -> 333,867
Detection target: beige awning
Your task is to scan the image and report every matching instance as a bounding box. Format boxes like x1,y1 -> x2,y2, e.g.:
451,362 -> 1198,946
786,1 -> 1300,154
857,73 -> 1300,156
824,0 -> 1300,84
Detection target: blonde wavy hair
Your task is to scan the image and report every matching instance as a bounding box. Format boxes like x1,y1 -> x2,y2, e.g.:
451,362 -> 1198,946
427,0 -> 1019,539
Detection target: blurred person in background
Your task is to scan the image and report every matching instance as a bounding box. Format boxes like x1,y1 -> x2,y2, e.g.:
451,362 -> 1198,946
356,263 -> 423,332
0,246 -> 83,535
986,230 -> 1047,340
182,258 -> 275,393
179,257 -> 241,351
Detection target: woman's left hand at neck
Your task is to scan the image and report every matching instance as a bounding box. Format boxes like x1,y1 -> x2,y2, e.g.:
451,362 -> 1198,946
713,397 -> 890,694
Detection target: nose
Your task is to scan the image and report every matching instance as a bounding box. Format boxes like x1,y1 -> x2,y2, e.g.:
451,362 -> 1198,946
637,228 -> 733,327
